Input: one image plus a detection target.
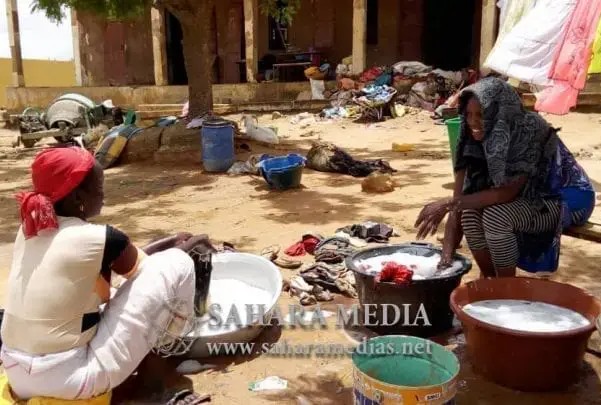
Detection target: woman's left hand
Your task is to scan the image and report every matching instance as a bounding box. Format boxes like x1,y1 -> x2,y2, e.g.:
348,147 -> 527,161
415,199 -> 453,239
173,232 -> 193,245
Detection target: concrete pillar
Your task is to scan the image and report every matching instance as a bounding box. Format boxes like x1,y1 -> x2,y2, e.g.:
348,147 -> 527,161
352,0 -> 367,74
243,0 -> 258,83
151,6 -> 168,86
5,0 -> 24,87
479,0 -> 498,68
71,10 -> 83,86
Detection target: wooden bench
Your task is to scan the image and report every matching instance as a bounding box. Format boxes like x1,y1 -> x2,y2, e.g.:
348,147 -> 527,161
564,221 -> 601,243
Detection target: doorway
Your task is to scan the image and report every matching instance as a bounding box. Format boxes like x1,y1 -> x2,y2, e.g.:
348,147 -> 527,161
422,0 -> 477,70
104,22 -> 127,85
165,11 -> 187,85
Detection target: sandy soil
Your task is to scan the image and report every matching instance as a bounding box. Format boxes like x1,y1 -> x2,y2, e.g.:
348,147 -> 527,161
0,109 -> 600,404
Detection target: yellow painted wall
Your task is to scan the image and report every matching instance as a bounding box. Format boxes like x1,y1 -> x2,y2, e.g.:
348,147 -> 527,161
0,58 -> 76,107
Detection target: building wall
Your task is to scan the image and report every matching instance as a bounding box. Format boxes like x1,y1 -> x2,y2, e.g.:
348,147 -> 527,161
73,0 -> 472,86
257,0 -> 421,68
75,9 -> 154,86
0,59 -> 76,107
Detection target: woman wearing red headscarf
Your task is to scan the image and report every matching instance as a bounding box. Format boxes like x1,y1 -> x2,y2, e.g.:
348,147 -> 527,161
0,147 -> 208,402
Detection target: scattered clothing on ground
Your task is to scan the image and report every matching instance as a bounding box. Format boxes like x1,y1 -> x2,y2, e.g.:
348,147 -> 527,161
314,237 -> 356,264
300,263 -> 357,298
306,141 -> 395,177
284,234 -> 323,256
337,222 -> 396,243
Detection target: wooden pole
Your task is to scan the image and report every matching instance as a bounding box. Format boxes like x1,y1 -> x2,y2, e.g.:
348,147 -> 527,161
352,0 -> 367,74
243,0 -> 258,83
6,0 -> 24,87
479,0 -> 498,69
151,6 -> 169,86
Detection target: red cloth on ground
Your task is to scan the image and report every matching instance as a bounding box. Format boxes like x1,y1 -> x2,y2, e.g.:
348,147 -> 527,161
284,236 -> 321,256
285,241 -> 306,256
16,147 -> 96,239
375,262 -> 413,285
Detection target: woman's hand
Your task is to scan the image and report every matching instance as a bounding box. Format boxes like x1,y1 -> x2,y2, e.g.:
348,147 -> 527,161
173,232 -> 193,245
437,252 -> 454,270
176,234 -> 217,254
142,232 -> 193,255
415,198 -> 454,239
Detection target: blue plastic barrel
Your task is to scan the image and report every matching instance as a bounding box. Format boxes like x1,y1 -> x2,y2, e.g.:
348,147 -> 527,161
201,119 -> 235,172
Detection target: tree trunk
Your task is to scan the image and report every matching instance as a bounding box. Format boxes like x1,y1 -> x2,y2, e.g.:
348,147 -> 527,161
168,2 -> 216,117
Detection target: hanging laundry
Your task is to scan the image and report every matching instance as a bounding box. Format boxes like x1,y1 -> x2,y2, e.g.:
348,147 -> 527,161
494,0 -> 537,44
485,0 -> 578,87
589,18 -> 601,74
535,0 -> 601,115
497,0 -> 509,29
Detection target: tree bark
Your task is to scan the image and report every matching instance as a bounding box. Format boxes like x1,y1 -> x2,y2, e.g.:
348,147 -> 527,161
166,1 -> 216,117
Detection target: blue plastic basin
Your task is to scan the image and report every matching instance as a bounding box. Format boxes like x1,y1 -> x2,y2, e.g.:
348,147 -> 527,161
258,154 -> 306,190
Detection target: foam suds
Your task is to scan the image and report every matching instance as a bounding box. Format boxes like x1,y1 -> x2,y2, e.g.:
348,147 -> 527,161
194,278 -> 274,335
356,252 -> 463,280
462,299 -> 591,333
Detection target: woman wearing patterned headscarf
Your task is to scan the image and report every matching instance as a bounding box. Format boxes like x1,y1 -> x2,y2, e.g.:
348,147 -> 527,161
415,77 -> 595,278
1,147 -> 211,402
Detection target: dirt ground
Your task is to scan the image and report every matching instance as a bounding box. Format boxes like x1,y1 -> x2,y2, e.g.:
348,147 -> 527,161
0,109 -> 600,404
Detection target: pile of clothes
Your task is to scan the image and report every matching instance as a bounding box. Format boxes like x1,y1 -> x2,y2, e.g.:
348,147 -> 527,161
354,85 -> 397,107
284,222 -> 397,305
324,59 -> 477,119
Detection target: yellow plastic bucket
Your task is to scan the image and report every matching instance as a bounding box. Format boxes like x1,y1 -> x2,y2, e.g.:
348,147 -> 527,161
352,336 -> 459,405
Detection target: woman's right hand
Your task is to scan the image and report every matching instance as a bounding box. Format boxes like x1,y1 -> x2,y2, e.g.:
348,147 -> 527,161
415,198 -> 453,239
437,251 -> 454,270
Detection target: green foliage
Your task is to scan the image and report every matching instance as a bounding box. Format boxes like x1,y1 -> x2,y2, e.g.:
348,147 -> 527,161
259,0 -> 301,25
33,0 -> 300,25
31,0 -> 149,23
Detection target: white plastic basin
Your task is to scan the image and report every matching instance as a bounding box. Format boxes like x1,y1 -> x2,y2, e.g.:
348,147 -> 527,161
186,252 -> 282,358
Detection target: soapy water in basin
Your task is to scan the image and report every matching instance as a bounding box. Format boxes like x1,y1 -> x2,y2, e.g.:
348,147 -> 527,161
192,278 -> 274,335
356,253 -> 463,280
462,300 -> 591,333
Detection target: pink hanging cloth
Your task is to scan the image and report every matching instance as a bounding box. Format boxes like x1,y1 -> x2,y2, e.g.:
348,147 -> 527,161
535,0 -> 601,115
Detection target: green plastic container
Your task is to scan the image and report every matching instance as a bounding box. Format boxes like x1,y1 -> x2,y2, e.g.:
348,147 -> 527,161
445,117 -> 461,167
352,335 -> 460,404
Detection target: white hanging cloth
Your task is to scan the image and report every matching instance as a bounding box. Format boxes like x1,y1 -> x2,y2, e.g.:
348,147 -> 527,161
484,0 -> 578,87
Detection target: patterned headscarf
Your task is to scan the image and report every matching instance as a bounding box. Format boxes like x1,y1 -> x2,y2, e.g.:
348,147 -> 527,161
454,77 -> 559,206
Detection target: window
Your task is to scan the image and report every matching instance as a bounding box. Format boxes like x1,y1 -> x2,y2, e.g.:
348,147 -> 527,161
367,0 -> 378,45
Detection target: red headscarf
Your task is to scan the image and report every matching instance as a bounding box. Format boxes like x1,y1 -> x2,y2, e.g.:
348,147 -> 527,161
16,147 -> 96,239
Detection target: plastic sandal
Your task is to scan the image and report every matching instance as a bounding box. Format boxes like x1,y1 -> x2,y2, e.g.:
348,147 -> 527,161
166,389 -> 211,405
260,245 -> 280,261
